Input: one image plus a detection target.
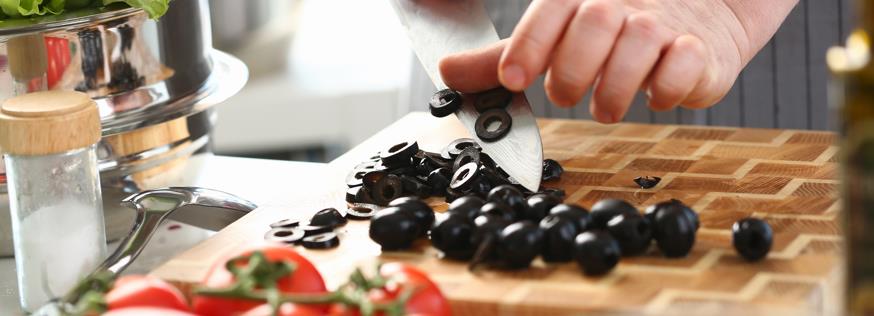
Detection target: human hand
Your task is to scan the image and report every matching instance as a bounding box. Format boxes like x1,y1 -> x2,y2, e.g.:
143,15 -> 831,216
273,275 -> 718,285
439,0 -> 792,123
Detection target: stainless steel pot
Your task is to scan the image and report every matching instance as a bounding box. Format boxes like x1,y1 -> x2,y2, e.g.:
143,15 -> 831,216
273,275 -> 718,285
0,0 -> 248,255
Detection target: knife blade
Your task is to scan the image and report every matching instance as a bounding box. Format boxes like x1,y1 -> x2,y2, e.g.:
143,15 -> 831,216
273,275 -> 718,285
388,0 -> 543,192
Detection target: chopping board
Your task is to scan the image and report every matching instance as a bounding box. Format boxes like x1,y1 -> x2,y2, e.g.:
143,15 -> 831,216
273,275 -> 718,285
151,113 -> 842,315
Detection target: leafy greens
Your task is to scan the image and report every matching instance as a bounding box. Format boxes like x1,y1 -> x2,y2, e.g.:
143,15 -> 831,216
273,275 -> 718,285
0,0 -> 169,20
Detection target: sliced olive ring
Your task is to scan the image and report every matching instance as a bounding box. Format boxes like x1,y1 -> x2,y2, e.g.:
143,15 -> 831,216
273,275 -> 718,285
301,224 -> 334,237
310,207 -> 347,228
633,176 -> 661,189
450,162 -> 481,191
430,89 -> 462,118
372,174 -> 404,206
475,108 -> 513,142
474,87 -> 513,113
442,138 -> 480,159
346,206 -> 375,220
302,232 -> 340,249
380,141 -> 419,167
264,227 -> 305,244
269,218 -> 302,229
452,146 -> 482,174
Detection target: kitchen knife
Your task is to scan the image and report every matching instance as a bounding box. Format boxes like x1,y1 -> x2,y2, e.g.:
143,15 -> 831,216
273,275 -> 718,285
388,0 -> 543,192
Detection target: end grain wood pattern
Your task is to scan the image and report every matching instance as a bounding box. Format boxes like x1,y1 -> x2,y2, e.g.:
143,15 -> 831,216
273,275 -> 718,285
152,115 -> 842,315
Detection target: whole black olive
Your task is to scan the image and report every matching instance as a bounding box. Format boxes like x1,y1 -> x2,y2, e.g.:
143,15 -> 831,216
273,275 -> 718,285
426,167 -> 452,196
480,201 -> 516,222
542,159 -> 564,182
473,214 -> 512,246
549,204 -> 592,232
309,207 -> 347,228
590,199 -> 640,229
539,214 -> 580,262
573,230 -> 621,276
380,141 -> 419,168
430,89 -> 462,118
524,194 -> 561,222
448,196 -> 486,221
389,197 -> 435,237
430,213 -> 476,260
606,214 -> 653,256
487,184 -> 526,216
644,199 -> 699,233
732,217 -> 773,262
496,221 -> 544,269
651,207 -> 696,258
369,207 -> 421,251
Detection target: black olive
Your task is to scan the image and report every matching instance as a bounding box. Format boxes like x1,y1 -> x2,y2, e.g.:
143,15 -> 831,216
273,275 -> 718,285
650,207 -> 696,258
399,175 -> 432,198
450,162 -> 481,191
345,187 -> 362,203
633,176 -> 662,189
388,166 -> 419,177
371,174 -> 404,206
346,168 -> 368,188
480,201 -> 516,222
573,230 -> 621,276
444,188 -> 465,203
346,206 -> 374,220
475,108 -> 513,142
732,217 -> 773,262
416,152 -> 449,176
300,224 -> 334,237
644,199 -> 699,233
473,214 -> 512,246
487,184 -> 527,217
389,197 -> 435,237
270,218 -> 302,229
362,170 -> 388,189
380,141 -> 419,168
480,165 -> 511,187
442,138 -> 480,159
430,89 -> 462,117
606,214 -> 653,256
542,159 -> 564,182
496,221 -> 544,269
369,207 -> 420,251
302,232 -> 340,249
590,199 -> 640,229
539,214 -> 580,262
524,194 -> 561,222
309,207 -> 347,228
448,196 -> 486,221
468,178 -> 493,199
549,204 -> 592,232
538,188 -> 566,200
264,227 -> 305,244
354,187 -> 376,204
426,167 -> 452,196
430,213 -> 476,260
474,87 -> 513,113
452,147 -> 482,174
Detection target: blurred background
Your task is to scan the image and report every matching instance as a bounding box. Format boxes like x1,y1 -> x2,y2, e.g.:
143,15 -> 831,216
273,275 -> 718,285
208,0 -> 412,163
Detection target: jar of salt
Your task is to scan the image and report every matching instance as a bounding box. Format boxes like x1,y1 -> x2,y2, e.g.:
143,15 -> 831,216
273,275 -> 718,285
0,91 -> 107,311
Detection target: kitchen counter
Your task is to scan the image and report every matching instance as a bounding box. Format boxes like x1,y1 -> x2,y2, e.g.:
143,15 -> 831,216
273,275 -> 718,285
0,154 -> 329,313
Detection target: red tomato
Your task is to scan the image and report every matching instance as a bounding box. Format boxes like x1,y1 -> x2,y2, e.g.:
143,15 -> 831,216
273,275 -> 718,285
241,303 -> 324,316
192,246 -> 327,316
102,307 -> 198,316
328,263 -> 450,316
105,275 -> 189,312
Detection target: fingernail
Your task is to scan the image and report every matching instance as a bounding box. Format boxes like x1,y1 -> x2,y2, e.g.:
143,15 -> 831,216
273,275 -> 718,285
501,64 -> 526,90
594,109 -> 617,124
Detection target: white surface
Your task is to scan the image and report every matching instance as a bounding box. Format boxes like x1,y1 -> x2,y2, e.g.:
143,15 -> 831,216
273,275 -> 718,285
0,155 -> 331,314
212,0 -> 415,154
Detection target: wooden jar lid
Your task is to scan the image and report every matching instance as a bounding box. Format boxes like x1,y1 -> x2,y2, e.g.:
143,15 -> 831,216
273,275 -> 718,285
0,91 -> 101,156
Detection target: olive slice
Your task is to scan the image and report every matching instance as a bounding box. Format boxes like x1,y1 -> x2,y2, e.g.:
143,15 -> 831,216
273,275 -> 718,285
300,224 -> 334,237
430,89 -> 462,117
372,174 -> 404,206
452,146 -> 482,174
346,206 -> 375,220
474,87 -> 513,113
450,162 -> 481,191
310,207 -> 347,228
264,227 -> 305,244
269,218 -> 302,229
475,108 -> 512,142
302,232 -> 340,249
380,141 -> 419,168
442,138 -> 480,159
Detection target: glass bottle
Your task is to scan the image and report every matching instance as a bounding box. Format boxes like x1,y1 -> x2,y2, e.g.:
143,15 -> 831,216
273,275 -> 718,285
0,90 -> 106,311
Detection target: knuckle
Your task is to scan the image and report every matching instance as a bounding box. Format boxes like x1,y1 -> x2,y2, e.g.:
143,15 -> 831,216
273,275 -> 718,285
625,13 -> 662,39
577,0 -> 618,27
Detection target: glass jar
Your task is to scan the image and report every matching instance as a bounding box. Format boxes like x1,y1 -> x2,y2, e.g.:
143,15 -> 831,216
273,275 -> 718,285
0,91 -> 106,311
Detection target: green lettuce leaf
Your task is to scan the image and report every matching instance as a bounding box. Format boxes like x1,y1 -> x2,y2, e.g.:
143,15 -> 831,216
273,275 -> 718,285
102,0 -> 168,19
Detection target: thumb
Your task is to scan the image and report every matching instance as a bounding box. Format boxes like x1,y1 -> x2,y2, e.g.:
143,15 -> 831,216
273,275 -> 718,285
438,39 -> 508,93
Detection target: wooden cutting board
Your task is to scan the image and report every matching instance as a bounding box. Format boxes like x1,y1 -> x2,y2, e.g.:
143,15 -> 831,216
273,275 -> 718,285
151,113 -> 842,315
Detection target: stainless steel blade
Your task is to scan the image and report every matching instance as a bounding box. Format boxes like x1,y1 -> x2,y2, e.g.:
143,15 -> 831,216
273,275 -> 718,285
388,0 -> 543,191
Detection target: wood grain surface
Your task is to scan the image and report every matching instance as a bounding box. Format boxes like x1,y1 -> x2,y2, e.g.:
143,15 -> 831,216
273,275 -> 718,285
151,113 -> 842,315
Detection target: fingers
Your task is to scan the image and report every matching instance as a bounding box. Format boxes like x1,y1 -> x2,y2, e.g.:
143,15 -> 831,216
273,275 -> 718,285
545,0 -> 624,107
439,39 -> 507,93
646,35 -> 707,111
498,0 -> 583,91
591,13 -> 672,123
